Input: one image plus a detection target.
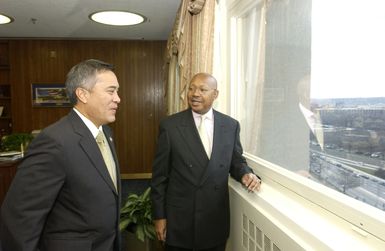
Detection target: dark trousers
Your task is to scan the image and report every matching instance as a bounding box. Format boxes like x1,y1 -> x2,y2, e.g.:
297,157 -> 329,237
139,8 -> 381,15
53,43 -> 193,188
165,242 -> 226,251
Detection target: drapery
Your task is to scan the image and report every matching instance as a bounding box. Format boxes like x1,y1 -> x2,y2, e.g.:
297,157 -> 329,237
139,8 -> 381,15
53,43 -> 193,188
164,0 -> 215,115
241,3 -> 266,155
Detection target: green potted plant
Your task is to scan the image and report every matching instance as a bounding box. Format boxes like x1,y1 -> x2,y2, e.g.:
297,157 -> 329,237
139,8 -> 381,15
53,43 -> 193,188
120,187 -> 156,243
1,133 -> 33,152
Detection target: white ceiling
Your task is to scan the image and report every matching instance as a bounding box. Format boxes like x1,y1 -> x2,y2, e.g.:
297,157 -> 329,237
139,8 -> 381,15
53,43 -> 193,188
0,0 -> 181,40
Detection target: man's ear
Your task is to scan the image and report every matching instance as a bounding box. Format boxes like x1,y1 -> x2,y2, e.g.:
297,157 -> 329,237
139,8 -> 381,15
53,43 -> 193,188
214,89 -> 219,99
76,88 -> 89,104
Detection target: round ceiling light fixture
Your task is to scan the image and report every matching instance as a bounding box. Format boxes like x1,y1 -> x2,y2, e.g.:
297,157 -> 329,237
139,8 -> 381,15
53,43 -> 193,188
89,11 -> 146,26
0,13 -> 14,25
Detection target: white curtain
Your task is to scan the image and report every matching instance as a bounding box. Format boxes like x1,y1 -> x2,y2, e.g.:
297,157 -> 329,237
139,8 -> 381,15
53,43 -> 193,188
238,4 -> 266,155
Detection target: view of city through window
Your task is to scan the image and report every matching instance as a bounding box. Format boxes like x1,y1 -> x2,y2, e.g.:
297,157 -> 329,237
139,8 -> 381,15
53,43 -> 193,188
310,0 -> 385,211
233,0 -> 385,212
309,98 -> 385,210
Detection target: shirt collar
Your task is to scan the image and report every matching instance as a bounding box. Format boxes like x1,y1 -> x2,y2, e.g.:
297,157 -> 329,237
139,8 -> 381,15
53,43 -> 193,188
73,108 -> 102,138
299,103 -> 314,118
192,108 -> 214,121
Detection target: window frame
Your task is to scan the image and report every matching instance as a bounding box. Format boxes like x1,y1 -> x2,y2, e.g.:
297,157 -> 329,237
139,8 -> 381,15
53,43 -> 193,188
219,0 -> 385,241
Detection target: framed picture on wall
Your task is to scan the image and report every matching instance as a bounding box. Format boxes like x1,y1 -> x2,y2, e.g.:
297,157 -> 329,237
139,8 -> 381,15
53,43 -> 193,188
32,83 -> 71,107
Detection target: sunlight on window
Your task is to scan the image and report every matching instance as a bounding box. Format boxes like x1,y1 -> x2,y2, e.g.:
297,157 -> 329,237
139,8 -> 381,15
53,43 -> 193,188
231,0 -> 385,212
310,0 -> 385,210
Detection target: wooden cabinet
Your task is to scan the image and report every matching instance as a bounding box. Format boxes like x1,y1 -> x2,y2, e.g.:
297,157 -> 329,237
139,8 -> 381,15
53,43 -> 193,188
0,160 -> 18,205
0,41 -> 12,137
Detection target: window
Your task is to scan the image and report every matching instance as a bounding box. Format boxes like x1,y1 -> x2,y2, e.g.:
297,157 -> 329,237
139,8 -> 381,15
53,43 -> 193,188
223,0 -> 385,237
311,0 -> 385,211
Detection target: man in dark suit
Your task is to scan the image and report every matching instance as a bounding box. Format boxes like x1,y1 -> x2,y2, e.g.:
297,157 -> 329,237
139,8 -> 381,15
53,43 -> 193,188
0,59 -> 121,251
151,73 -> 261,251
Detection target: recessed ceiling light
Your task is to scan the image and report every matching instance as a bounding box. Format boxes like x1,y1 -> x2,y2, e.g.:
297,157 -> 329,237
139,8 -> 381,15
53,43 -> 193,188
0,13 -> 13,25
90,11 -> 146,26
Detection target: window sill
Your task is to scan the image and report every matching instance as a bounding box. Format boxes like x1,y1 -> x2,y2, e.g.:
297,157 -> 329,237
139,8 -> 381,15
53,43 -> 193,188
233,153 -> 385,248
229,175 -> 385,250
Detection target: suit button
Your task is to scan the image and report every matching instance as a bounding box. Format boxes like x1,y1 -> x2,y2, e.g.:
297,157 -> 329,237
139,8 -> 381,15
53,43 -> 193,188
189,164 -> 193,168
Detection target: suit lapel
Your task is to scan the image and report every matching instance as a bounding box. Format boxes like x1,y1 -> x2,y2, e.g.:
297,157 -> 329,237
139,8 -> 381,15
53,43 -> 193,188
69,111 -> 118,195
103,126 -> 121,193
177,110 -> 209,168
199,110 -> 225,186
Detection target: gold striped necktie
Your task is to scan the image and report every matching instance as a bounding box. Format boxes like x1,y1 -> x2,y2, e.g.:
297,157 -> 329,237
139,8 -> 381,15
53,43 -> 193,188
96,130 -> 117,189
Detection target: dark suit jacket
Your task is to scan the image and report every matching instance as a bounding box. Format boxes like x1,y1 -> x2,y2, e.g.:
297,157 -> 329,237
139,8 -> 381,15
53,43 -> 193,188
0,110 -> 121,251
151,109 -> 252,250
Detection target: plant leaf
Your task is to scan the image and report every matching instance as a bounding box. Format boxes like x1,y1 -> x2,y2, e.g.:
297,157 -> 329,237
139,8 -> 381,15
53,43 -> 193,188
119,187 -> 155,241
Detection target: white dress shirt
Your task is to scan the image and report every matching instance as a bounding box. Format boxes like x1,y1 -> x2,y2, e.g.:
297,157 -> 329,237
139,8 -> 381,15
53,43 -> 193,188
192,108 -> 214,154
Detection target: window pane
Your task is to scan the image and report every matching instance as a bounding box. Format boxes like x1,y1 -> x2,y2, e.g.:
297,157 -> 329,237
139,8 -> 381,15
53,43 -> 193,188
311,0 -> 385,210
234,0 -> 385,211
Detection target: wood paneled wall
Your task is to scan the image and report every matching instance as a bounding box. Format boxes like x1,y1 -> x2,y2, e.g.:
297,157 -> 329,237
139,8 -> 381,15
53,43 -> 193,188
9,40 -> 166,175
